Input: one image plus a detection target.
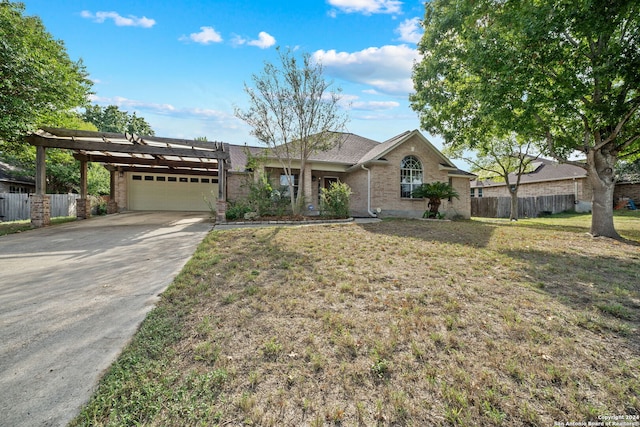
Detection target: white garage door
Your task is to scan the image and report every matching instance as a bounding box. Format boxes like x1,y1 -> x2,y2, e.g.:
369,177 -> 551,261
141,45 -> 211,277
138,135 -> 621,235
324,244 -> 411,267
127,172 -> 218,211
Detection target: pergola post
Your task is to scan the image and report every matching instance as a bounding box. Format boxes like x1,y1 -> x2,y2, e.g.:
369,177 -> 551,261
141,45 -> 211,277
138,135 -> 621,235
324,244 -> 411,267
76,158 -> 91,219
216,160 -> 227,223
30,145 -> 51,227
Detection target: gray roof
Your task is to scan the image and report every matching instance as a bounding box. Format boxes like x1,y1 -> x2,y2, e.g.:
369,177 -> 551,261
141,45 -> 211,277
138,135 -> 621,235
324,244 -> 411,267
227,130 -> 472,177
0,160 -> 35,185
471,157 -> 587,187
306,132 -> 381,164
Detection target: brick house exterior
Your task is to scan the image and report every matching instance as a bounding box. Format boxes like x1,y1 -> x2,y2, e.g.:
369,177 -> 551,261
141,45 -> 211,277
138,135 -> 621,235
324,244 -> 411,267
228,130 -> 475,219
470,158 -> 592,210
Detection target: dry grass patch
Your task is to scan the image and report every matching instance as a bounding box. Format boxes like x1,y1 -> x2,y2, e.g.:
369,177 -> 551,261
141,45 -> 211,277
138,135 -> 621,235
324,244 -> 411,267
72,214 -> 640,426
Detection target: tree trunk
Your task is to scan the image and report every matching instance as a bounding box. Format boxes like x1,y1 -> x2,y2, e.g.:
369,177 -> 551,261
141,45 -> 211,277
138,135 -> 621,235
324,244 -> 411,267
429,198 -> 441,218
509,188 -> 518,221
587,148 -> 620,239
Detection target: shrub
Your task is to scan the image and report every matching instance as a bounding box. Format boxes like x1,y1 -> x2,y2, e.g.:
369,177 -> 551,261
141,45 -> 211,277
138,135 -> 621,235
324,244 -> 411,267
320,181 -> 352,218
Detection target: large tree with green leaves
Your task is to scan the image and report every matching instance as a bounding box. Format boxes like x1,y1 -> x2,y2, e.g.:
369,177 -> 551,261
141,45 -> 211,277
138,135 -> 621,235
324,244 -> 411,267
0,1 -> 92,152
82,105 -> 155,135
235,48 -> 348,215
411,0 -> 640,238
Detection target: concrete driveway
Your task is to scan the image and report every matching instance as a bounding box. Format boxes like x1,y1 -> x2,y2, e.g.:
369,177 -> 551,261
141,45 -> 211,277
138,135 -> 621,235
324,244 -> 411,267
0,212 -> 212,427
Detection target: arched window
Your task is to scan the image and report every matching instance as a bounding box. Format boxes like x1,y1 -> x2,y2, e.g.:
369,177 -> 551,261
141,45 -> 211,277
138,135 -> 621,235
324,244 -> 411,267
400,155 -> 423,198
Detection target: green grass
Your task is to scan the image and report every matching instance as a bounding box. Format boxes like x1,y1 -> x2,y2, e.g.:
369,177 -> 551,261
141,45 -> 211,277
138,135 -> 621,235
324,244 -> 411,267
70,211 -> 640,426
0,216 -> 76,236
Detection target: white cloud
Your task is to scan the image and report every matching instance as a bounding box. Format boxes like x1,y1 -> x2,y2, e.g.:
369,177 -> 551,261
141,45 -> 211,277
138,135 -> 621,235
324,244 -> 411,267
180,26 -> 223,44
89,95 -> 234,122
233,32 -> 276,49
396,17 -> 422,43
327,0 -> 403,15
313,44 -> 421,95
248,32 -> 276,49
351,100 -> 400,110
80,10 -> 156,28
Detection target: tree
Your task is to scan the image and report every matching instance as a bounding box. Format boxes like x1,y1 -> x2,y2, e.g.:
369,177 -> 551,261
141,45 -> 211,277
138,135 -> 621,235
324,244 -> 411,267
0,1 -> 92,152
411,0 -> 640,238
235,48 -> 348,215
446,135 -> 540,221
82,105 -> 155,135
411,181 -> 459,219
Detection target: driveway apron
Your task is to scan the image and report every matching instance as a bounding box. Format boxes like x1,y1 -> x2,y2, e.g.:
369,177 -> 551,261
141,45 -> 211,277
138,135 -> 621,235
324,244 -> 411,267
0,212 -> 212,427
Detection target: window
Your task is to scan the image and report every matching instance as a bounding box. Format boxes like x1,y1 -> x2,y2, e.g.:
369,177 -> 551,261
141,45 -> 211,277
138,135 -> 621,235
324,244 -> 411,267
156,176 -> 166,182
190,178 -> 199,183
144,176 -> 154,181
132,175 -> 142,181
400,155 -> 423,198
471,188 -> 475,198
478,188 -> 483,198
179,177 -> 188,182
280,174 -> 298,196
168,176 -> 177,182
9,185 -> 28,193
201,178 -> 210,183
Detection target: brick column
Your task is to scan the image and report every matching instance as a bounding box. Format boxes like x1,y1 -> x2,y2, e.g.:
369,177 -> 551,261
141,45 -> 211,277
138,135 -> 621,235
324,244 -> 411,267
216,200 -> 227,223
107,200 -> 118,214
30,194 -> 51,228
76,198 -> 91,219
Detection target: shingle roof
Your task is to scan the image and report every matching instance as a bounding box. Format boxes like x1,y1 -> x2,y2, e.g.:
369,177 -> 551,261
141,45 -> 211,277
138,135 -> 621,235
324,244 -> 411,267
305,132 -> 381,164
0,160 -> 35,185
471,157 -> 587,187
227,144 -> 264,172
228,130 -> 471,177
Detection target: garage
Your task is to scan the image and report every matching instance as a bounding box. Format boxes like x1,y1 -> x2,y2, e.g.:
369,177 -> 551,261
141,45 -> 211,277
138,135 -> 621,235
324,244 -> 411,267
127,172 -> 218,211
27,128 -> 229,225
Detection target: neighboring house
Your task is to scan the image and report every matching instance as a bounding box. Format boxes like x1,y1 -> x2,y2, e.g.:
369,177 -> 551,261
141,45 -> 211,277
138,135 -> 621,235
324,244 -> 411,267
228,129 -> 475,219
470,157 -> 592,212
0,160 -> 35,194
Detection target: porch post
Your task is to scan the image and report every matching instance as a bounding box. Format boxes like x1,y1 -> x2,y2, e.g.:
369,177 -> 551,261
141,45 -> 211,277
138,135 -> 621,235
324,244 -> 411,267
76,158 -> 91,219
303,166 -> 313,213
216,160 -> 227,223
30,145 -> 51,227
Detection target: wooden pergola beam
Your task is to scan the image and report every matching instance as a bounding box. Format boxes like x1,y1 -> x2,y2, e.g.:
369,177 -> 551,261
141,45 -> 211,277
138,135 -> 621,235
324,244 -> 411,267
73,153 -> 220,171
114,166 -> 220,177
39,127 -> 227,151
28,134 -> 229,160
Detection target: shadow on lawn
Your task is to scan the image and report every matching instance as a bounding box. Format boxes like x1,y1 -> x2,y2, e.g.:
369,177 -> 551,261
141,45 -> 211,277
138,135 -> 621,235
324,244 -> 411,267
358,218 -> 498,248
504,247 -> 640,352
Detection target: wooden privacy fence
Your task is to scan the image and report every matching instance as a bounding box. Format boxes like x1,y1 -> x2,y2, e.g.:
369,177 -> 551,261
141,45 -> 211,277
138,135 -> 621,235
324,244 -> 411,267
0,193 -> 79,221
471,194 -> 576,218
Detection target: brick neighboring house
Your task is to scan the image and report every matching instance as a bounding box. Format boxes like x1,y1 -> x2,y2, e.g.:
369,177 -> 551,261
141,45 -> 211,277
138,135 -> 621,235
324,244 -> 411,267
228,129 -> 475,219
0,160 -> 35,194
470,157 -> 592,212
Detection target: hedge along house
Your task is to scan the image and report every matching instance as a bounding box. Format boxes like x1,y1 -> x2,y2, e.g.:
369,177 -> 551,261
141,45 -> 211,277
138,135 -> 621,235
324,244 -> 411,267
235,129 -> 475,219
27,128 -> 229,227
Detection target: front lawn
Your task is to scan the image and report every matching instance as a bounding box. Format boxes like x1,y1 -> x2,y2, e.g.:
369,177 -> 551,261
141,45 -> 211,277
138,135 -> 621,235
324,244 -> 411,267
72,213 -> 639,426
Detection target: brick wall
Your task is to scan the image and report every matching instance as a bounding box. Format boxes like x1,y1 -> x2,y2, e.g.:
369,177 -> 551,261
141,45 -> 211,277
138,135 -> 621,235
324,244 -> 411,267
478,178 -> 592,201
355,134 -> 471,219
114,172 -> 127,210
227,173 -> 251,202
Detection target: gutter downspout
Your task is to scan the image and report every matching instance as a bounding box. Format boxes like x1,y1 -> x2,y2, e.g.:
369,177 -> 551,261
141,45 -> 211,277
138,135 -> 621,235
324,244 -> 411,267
361,164 -> 377,217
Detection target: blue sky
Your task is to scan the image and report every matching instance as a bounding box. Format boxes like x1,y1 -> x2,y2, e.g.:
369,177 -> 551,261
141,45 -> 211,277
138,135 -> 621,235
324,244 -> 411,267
24,1 -> 446,154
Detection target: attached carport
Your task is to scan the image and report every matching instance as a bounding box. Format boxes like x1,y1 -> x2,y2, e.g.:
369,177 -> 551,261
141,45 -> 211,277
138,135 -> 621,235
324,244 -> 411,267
26,127 -> 230,226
